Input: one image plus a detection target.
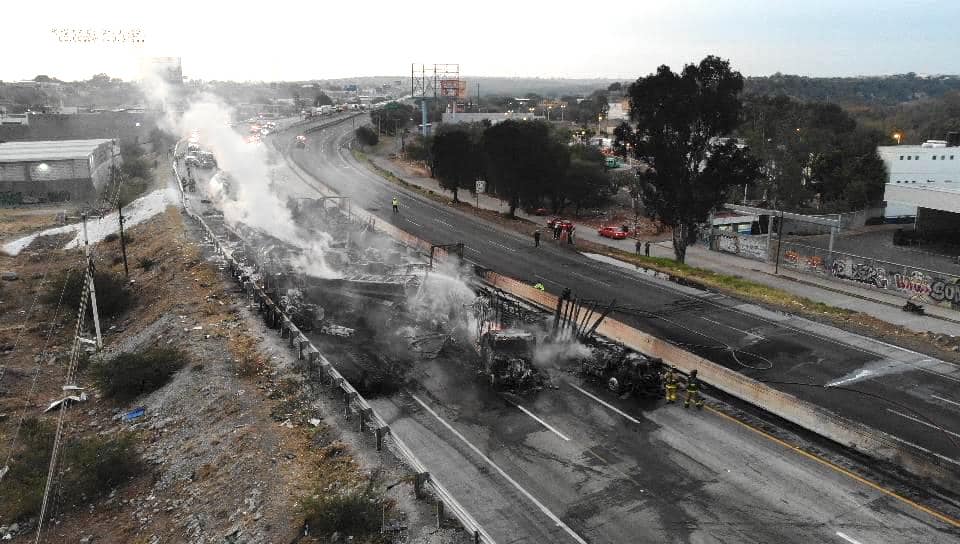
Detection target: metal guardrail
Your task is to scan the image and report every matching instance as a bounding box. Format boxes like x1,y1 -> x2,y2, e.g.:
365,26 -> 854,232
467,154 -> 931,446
171,152 -> 496,544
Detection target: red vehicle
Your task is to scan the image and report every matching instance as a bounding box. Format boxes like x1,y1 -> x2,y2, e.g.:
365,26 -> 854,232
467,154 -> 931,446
546,217 -> 573,229
598,225 -> 629,240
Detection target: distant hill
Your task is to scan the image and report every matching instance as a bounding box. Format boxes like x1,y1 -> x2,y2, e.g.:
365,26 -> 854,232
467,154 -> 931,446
744,73 -> 960,107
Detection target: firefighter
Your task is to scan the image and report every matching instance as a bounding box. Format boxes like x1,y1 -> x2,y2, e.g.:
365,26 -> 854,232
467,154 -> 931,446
684,369 -> 704,409
533,282 -> 545,291
663,366 -> 678,403
392,196 -> 399,213
533,229 -> 541,247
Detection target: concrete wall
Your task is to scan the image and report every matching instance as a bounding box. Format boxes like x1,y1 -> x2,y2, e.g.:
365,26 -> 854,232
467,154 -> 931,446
779,241 -> 960,310
712,232 -> 769,261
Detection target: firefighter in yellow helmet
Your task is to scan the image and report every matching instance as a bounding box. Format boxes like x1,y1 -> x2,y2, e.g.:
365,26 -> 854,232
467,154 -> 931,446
684,369 -> 704,409
663,366 -> 678,403
392,196 -> 399,213
533,282 -> 545,291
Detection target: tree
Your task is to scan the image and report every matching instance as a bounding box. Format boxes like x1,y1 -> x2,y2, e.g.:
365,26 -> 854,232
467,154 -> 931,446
369,102 -> 416,136
432,128 -> 480,203
620,56 -> 762,262
560,159 -> 612,216
355,126 -> 379,149
314,92 -> 333,107
483,120 -> 568,217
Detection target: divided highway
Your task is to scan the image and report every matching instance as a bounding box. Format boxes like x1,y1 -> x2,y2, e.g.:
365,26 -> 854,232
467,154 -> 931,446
259,118 -> 960,543
288,117 -> 960,465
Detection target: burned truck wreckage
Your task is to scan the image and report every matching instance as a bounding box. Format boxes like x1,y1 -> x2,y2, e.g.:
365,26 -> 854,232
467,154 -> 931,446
203,192 -> 662,401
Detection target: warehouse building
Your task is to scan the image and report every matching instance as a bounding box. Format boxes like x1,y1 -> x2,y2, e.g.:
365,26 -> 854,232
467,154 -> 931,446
0,139 -> 118,204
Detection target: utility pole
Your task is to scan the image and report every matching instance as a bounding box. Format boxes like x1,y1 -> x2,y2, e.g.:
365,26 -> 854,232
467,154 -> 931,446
118,203 -> 129,278
81,214 -> 103,349
774,210 -> 784,275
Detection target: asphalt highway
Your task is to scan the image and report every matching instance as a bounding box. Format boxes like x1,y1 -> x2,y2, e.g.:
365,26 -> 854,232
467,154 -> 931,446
240,118 -> 960,543
285,117 -> 960,466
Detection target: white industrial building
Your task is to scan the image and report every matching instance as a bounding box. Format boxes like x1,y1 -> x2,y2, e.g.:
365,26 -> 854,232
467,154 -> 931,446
0,139 -> 118,203
441,112 -> 543,125
879,136 -> 960,232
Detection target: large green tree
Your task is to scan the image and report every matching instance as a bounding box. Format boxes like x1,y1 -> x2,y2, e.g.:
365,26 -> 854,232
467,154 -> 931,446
482,120 -> 569,217
619,56 -> 762,262
432,127 -> 481,202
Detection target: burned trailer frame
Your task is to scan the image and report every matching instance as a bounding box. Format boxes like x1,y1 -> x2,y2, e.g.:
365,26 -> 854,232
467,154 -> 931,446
478,329 -> 543,391
580,336 -> 664,399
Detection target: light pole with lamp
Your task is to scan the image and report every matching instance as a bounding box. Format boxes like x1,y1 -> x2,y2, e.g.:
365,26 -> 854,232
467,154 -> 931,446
560,104 -> 565,122
893,132 -> 902,145
547,105 -> 552,121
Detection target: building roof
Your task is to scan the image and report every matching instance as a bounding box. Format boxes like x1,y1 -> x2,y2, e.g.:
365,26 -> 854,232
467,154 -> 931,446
0,139 -> 114,163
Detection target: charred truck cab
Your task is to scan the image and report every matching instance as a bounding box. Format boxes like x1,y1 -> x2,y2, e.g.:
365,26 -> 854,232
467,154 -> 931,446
478,329 -> 541,390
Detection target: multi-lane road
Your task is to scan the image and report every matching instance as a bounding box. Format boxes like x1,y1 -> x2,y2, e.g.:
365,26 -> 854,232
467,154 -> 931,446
288,116 -> 960,463
243,116 -> 960,543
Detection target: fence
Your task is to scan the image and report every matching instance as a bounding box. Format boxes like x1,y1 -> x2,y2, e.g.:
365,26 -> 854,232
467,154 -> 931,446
173,144 -> 496,543
780,241 -> 960,311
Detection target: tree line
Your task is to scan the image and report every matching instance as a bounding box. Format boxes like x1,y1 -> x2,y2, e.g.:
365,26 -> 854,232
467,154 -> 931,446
405,119 -> 618,219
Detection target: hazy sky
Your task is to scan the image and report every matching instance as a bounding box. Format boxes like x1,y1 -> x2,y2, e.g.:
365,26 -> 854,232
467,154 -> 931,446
3,0 -> 958,82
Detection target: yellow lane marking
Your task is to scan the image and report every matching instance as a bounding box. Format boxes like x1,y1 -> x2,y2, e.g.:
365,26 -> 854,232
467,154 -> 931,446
705,405 -> 960,529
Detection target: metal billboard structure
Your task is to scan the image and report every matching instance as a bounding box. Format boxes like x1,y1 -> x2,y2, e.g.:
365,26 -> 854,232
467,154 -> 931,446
411,64 -> 460,135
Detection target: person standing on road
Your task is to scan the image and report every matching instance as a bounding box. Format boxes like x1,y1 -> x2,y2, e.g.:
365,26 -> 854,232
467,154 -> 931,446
554,223 -> 562,240
645,241 -> 650,257
392,196 -> 399,213
533,229 -> 541,247
568,225 -> 575,245
636,239 -> 642,255
684,369 -> 704,409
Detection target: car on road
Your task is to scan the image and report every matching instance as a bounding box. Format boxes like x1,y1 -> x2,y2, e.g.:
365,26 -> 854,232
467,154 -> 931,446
546,217 -> 573,230
598,225 -> 629,239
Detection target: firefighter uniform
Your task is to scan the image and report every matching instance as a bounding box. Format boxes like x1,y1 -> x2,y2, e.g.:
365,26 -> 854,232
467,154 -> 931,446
392,197 -> 400,213
664,368 -> 678,403
684,369 -> 704,409
533,282 -> 545,291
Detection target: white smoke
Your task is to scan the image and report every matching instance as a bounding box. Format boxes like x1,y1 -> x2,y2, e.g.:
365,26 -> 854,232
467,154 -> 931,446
139,69 -> 338,278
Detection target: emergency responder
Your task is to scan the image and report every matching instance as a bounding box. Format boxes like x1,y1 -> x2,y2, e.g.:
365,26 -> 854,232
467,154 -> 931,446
645,241 -> 651,257
392,196 -> 399,213
533,229 -> 541,247
684,369 -> 704,409
635,239 -> 642,255
663,366 -> 678,403
533,282 -> 545,291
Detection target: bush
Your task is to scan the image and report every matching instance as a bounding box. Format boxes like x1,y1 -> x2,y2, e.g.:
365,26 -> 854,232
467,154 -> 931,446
94,348 -> 186,401
138,256 -> 157,271
355,126 -> 379,149
43,269 -> 134,319
0,419 -> 142,522
301,484 -> 384,537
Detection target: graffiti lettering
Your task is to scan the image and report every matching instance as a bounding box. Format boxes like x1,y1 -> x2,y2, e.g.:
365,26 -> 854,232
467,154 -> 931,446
784,250 -> 800,265
832,259 -> 889,289
930,279 -> 960,306
894,271 -> 931,295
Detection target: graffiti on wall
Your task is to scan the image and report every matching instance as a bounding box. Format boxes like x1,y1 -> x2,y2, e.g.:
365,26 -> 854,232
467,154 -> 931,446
780,243 -> 960,311
831,259 -> 889,289
716,233 -> 768,262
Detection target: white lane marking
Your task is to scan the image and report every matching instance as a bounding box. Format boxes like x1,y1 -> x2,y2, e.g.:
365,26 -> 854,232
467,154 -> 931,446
465,245 -> 481,254
932,394 -> 960,409
406,219 -> 422,227
568,383 -> 642,425
516,405 -> 571,441
836,531 -> 864,544
700,316 -> 766,340
410,395 -> 589,544
436,219 -> 455,228
886,409 -> 960,440
486,240 -> 516,252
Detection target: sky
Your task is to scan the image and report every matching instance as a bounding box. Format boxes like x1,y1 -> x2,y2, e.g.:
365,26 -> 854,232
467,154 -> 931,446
2,0 -> 958,82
